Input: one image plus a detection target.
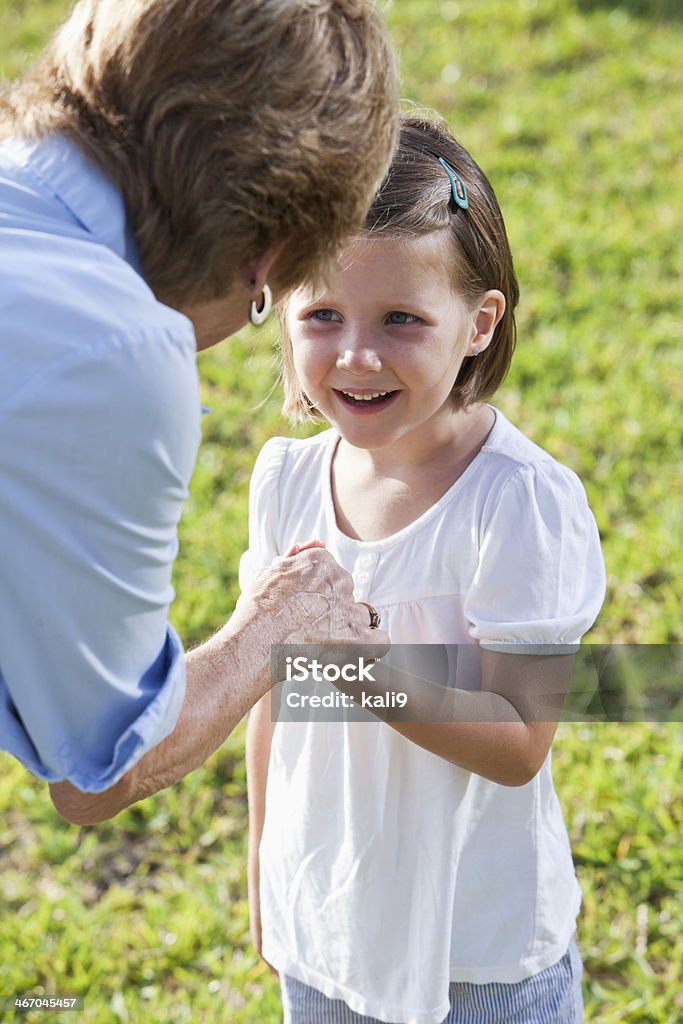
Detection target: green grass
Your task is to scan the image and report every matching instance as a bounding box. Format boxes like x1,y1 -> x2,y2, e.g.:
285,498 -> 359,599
1,1 -> 681,1022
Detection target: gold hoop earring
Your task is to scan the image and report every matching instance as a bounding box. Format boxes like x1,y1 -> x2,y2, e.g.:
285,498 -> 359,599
249,284 -> 273,326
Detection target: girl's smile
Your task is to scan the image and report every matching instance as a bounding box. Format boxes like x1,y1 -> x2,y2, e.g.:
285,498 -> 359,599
333,387 -> 401,414
286,233 -> 504,465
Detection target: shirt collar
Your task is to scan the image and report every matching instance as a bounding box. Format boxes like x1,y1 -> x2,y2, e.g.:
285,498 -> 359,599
5,135 -> 141,272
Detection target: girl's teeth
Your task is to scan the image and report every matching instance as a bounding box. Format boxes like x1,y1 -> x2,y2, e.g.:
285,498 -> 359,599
341,390 -> 389,401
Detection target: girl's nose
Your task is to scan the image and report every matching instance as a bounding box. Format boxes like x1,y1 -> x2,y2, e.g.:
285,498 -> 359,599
336,344 -> 382,373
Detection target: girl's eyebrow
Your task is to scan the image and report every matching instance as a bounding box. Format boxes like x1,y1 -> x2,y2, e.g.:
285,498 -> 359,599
295,296 -> 336,310
298,287 -> 335,305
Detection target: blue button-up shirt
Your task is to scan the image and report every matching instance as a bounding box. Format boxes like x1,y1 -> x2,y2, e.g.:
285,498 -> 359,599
0,136 -> 201,792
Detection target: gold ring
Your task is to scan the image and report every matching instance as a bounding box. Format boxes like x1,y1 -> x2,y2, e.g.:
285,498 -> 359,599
359,602 -> 381,629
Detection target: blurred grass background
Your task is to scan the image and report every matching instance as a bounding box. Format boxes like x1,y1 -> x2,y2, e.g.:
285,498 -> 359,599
0,1 -> 681,1021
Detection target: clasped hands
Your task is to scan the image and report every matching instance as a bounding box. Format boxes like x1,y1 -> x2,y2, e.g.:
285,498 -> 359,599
242,540 -> 390,667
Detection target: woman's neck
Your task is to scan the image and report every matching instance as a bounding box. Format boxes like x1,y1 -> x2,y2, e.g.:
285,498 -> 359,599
331,404 -> 495,542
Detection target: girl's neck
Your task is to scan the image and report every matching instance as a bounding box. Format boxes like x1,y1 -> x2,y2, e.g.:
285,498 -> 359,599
331,404 -> 495,542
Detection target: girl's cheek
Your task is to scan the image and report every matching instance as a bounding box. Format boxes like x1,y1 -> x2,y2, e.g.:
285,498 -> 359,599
294,338 -> 328,374
292,344 -> 318,386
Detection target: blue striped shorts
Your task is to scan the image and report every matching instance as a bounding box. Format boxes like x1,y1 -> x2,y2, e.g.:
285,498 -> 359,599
281,939 -> 583,1024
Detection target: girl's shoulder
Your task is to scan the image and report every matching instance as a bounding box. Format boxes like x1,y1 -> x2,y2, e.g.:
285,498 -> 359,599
257,428 -> 336,457
250,429 -> 337,499
484,407 -> 564,469
254,428 -> 336,473
482,407 -> 589,502
466,409 -> 606,647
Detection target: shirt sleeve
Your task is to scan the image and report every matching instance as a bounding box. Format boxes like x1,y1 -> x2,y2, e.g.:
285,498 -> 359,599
464,461 -> 606,654
238,437 -> 289,593
0,326 -> 201,792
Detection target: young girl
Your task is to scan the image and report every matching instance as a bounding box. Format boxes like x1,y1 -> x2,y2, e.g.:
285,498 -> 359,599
242,115 -> 605,1024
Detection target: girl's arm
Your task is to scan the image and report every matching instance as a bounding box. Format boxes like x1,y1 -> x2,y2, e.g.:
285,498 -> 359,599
245,691 -> 277,969
358,649 -> 574,786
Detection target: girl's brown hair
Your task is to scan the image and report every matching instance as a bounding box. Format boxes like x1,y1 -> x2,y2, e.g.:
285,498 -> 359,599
282,112 -> 519,421
0,0 -> 399,307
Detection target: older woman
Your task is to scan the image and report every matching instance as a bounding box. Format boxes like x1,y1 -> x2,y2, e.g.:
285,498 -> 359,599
0,0 -> 396,824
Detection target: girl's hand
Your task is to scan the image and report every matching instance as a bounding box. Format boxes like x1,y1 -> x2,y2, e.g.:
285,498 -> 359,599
283,539 -> 326,558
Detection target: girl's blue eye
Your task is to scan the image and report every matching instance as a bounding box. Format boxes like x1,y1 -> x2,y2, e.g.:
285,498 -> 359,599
386,311 -> 418,325
311,309 -> 341,322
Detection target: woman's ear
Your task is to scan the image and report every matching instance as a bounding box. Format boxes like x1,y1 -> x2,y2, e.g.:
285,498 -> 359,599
468,290 -> 506,356
240,242 -> 286,298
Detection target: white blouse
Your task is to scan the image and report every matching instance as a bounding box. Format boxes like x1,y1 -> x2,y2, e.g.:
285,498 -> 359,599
240,408 -> 606,1024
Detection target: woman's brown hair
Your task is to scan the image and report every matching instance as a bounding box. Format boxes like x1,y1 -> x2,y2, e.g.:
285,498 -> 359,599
0,0 -> 399,306
282,112 -> 519,421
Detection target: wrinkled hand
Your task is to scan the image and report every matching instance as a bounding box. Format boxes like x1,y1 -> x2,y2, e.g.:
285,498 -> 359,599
243,541 -> 389,653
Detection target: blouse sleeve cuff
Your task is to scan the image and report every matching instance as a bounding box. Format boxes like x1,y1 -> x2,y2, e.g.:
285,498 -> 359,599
70,625 -> 186,793
479,641 -> 581,656
2,626 -> 186,793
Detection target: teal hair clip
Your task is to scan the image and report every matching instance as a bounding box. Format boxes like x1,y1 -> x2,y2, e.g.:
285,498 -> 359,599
438,156 -> 469,210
